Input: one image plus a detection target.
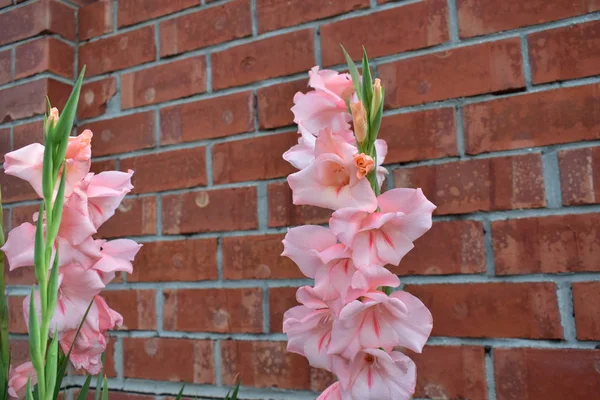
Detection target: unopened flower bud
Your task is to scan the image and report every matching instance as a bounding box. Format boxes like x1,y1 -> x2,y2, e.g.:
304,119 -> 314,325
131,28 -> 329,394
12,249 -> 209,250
353,153 -> 375,179
370,79 -> 382,123
49,107 -> 59,125
351,102 -> 368,144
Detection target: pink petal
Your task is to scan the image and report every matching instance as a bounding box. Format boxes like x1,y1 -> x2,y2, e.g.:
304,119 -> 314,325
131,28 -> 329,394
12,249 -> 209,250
389,291 -> 433,353
3,143 -> 45,197
291,91 -> 350,135
1,223 -> 35,270
60,187 -> 97,245
86,170 -> 134,229
377,188 -> 436,241
282,226 -> 337,278
92,239 -> 142,276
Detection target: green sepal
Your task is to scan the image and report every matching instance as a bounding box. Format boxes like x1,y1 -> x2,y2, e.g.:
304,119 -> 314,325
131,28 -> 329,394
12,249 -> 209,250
28,288 -> 43,371
361,47 -> 373,107
76,375 -> 93,400
33,203 -> 46,284
369,86 -> 384,143
46,169 -> 67,247
340,45 -> 362,102
41,144 -> 54,218
45,333 -> 59,396
46,249 -> 60,321
175,385 -> 185,400
52,68 -> 86,177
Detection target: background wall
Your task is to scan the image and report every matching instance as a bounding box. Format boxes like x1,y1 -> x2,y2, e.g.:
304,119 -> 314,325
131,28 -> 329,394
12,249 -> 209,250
1,0 -> 600,399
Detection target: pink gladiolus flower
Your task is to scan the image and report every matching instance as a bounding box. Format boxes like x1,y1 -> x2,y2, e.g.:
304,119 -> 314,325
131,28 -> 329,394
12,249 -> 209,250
328,290 -> 433,360
64,129 -> 93,194
291,91 -> 350,136
330,188 -> 435,268
353,153 -> 375,179
3,143 -> 45,197
92,239 -> 142,284
1,223 -> 35,271
85,170 -> 134,228
8,362 -> 37,399
283,125 -> 317,170
308,67 -> 354,101
287,129 -> 377,211
316,382 -> 344,400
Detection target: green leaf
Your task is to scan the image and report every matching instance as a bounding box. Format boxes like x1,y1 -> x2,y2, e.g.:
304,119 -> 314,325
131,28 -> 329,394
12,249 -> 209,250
340,45 -> 362,101
94,353 -> 105,400
33,203 -> 46,284
361,47 -> 373,107
26,378 -> 34,400
101,376 -> 108,400
46,248 -> 60,320
28,288 -> 42,365
175,385 -> 185,400
225,381 -> 241,400
45,333 -> 59,396
76,375 -> 93,400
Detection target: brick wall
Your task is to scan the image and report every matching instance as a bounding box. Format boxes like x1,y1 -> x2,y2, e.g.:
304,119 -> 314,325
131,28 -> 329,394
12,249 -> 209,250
1,0 -> 600,399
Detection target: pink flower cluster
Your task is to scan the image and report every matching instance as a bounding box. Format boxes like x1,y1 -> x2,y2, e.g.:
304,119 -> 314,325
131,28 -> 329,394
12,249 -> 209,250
281,67 -> 436,399
2,130 -> 141,383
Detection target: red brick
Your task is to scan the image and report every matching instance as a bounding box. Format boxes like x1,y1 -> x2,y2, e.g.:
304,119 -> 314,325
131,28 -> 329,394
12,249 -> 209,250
212,29 -> 315,90
118,0 -> 201,28
321,0 -> 449,66
78,77 -> 117,120
0,0 -> 75,46
123,337 -> 214,383
10,204 -> 38,229
160,91 -> 254,144
162,187 -> 258,234
14,37 -> 74,80
163,288 -> 263,333
222,234 -> 303,280
0,127 -> 10,159
257,0 -> 369,33
411,346 -> 487,400
394,153 -> 546,215
267,181 -> 330,227
8,339 -> 29,365
379,38 -> 524,108
13,120 -> 43,149
0,172 -> 38,203
391,220 -> 485,276
212,132 -> 296,184
3,263 -> 34,286
220,340 -> 333,391
572,282 -> 600,340
79,26 -> 155,77
0,0 -> 10,8
121,56 -> 206,109
97,196 -> 157,238
530,20 -> 600,84
79,0 -> 113,41
457,0 -> 600,38
268,287 -> 298,333
90,159 -> 116,174
559,147 -> 600,205
494,348 -> 600,400
80,112 -> 155,157
257,79 -> 307,129
0,50 -> 11,84
120,147 -> 207,193
102,290 -> 156,330
160,0 -> 252,57
0,78 -> 71,123
464,84 -> 600,154
130,239 -> 218,282
493,213 -> 600,275
406,282 -> 562,339
8,296 -> 27,334
379,108 -> 457,164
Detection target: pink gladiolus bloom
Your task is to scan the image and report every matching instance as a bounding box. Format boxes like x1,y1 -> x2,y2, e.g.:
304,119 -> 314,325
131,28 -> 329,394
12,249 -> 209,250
316,382 -> 344,400
353,153 -> 375,179
85,170 -> 134,229
60,185 -> 98,245
283,125 -> 317,170
64,129 -> 93,194
1,223 -> 35,271
291,91 -> 350,135
345,349 -> 417,400
288,129 -> 377,211
308,67 -> 353,101
330,188 -> 435,268
8,362 -> 37,399
3,143 -> 45,197
281,225 -> 338,278
92,239 -> 142,283
328,290 -> 433,360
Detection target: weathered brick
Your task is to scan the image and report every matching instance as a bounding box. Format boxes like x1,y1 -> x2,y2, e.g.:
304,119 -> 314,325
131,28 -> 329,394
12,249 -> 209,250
160,91 -> 254,144
121,56 -> 206,109
212,132 -> 296,184
13,120 -> 43,149
321,0 -> 449,66
0,127 -> 10,159
0,78 -> 71,123
221,340 -> 333,391
78,77 -> 117,120
559,147 -> 600,205
163,288 -> 263,333
379,38 -> 524,108
268,287 -> 298,333
120,147 -> 207,193
457,0 -> 600,38
394,153 -> 546,215
10,204 -> 38,229
391,220 -> 486,276
160,0 -> 252,57
91,159 -> 116,174
257,79 -> 307,129
212,29 -> 315,90
0,50 -> 12,84
80,111 -> 155,156
79,26 -> 155,77
257,0 -> 369,33
162,187 -> 258,234
0,0 -> 10,8
494,348 -> 600,400
15,37 -> 74,80
572,282 -> 600,341
79,0 -> 113,41
267,181 -> 331,227
529,20 -> 600,84
222,234 -> 303,280
130,239 -> 218,282
118,0 -> 201,28
379,108 -> 457,164
0,172 -> 39,203
103,290 -> 156,330
96,196 -> 157,238
464,84 -> 600,154
8,296 -> 27,334
405,283 -> 562,339
123,337 -> 214,383
0,0 -> 75,46
493,213 -> 600,275
412,346 -> 487,400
